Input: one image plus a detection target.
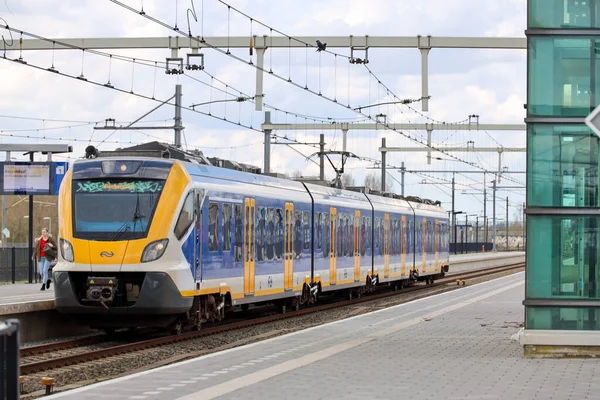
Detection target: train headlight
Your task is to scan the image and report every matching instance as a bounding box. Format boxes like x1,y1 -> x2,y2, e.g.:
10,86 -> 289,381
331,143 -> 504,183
59,238 -> 74,262
141,239 -> 169,263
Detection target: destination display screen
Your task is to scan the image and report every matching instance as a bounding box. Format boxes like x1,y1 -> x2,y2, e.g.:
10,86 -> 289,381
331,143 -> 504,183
73,180 -> 164,193
2,163 -> 51,194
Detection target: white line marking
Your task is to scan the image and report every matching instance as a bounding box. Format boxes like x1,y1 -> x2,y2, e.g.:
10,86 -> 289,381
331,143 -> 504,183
170,384 -> 186,387
156,387 -> 173,391
128,397 -> 147,399
181,381 -> 196,384
176,280 -> 523,400
41,272 -> 523,399
143,392 -> 161,395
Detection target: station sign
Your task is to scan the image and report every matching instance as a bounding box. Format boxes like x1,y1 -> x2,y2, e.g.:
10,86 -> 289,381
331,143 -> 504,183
0,161 -> 69,195
585,104 -> 600,138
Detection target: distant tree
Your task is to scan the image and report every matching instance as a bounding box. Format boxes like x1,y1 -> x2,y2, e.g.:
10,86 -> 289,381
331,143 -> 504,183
364,172 -> 393,192
340,173 -> 355,189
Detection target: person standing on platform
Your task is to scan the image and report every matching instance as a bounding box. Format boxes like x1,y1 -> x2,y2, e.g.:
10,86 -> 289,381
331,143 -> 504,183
32,228 -> 57,291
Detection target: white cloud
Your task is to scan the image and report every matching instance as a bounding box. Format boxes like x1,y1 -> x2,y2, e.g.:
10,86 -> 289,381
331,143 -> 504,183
0,0 -> 527,216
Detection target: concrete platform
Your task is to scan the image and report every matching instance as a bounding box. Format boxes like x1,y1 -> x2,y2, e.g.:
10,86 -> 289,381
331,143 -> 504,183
0,283 -> 54,315
45,271 -> 600,400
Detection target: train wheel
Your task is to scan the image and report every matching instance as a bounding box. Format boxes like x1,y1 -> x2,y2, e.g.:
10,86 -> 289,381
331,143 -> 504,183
171,322 -> 183,335
280,303 -> 287,314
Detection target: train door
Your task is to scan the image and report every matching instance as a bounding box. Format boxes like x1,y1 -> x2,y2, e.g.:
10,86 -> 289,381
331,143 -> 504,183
354,210 -> 360,282
284,202 -> 294,291
194,190 -> 204,283
244,198 -> 256,296
435,219 -> 439,272
401,216 -> 406,276
330,207 -> 337,285
384,213 -> 390,278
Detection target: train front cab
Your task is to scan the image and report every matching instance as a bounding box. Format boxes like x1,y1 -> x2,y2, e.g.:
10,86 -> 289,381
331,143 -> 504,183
53,158 -> 196,329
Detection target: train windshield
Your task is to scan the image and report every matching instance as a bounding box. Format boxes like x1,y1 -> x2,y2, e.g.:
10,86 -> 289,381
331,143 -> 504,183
72,179 -> 165,241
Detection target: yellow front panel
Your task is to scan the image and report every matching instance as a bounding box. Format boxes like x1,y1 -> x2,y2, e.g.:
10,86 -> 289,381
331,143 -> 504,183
62,161 -> 191,265
329,207 -> 337,285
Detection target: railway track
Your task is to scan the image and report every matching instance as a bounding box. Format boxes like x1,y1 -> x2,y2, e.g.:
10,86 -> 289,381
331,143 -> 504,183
20,263 -> 524,376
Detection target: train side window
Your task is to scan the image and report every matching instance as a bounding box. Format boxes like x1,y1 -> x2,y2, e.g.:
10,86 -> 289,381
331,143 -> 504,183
222,204 -> 232,252
256,207 -> 265,262
303,211 -> 310,250
338,214 -> 342,258
374,218 -> 380,250
361,216 -> 366,256
367,217 -> 372,250
323,212 -> 330,258
275,208 -> 283,260
234,204 -> 243,261
266,208 -> 275,261
294,210 -> 302,258
174,192 -> 194,240
208,202 -> 219,252
316,212 -> 322,250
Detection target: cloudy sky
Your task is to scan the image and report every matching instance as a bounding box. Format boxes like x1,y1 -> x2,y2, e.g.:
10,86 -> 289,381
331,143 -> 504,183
0,0 -> 527,230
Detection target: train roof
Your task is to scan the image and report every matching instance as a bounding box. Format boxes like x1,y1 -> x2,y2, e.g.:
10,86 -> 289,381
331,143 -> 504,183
73,154 -> 447,214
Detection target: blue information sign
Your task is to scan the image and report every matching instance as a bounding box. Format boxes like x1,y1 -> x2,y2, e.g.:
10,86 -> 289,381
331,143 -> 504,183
53,162 -> 69,195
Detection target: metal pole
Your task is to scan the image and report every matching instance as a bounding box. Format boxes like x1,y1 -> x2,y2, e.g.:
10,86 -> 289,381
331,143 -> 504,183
2,151 -> 8,248
506,196 -> 509,251
319,134 -> 325,181
492,179 -> 497,252
263,111 -> 271,174
451,172 -> 455,247
174,84 -> 183,148
522,202 -> 525,250
465,214 -> 468,253
476,216 -> 479,249
381,137 -> 387,192
400,161 -> 405,196
483,172 -> 487,244
28,152 -> 34,283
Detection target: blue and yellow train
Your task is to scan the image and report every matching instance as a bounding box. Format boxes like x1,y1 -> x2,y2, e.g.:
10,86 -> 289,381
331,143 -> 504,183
53,155 -> 450,332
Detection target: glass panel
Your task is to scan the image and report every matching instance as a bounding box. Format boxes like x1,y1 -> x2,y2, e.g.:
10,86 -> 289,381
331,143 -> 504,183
526,306 -> 600,330
528,124 -> 600,207
256,207 -> 265,262
266,208 -> 274,261
208,203 -> 219,252
234,204 -> 242,262
222,204 -> 232,251
275,208 -> 283,260
528,37 -> 600,117
529,0 -> 600,28
527,215 -> 600,299
73,179 -> 164,240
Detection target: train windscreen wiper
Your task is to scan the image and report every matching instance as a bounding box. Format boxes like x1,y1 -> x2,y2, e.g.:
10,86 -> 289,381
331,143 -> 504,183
108,194 -> 146,242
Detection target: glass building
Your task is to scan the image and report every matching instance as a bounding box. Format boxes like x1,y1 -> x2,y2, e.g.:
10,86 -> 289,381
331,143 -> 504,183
525,0 -> 600,345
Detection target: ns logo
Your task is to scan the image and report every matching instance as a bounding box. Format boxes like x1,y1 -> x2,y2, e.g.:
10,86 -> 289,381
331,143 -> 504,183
100,251 -> 115,258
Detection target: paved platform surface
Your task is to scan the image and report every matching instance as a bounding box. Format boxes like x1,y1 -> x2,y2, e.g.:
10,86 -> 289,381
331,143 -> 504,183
45,271 -> 600,400
0,283 -> 52,304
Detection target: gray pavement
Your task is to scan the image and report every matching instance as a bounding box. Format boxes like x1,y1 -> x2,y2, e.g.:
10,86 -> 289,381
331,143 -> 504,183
43,272 -> 600,400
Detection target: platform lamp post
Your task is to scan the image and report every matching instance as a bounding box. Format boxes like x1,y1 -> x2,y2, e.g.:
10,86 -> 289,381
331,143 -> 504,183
452,211 -> 464,254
